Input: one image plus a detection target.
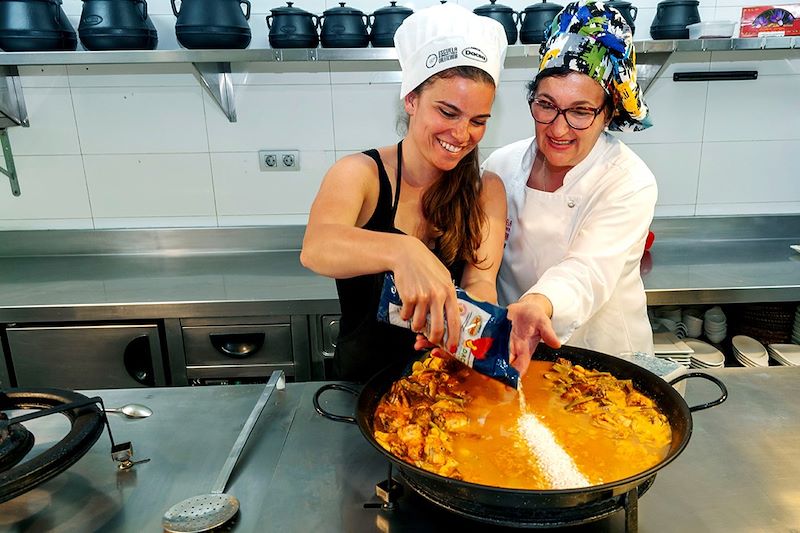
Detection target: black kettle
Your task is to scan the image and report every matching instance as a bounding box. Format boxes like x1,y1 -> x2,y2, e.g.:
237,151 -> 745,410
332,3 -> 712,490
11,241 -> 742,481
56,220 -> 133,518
474,0 -> 518,45
79,0 -> 158,50
369,1 -> 412,48
171,0 -> 252,49
0,0 -> 77,51
519,0 -> 563,44
320,2 -> 369,48
267,2 -> 319,48
649,0 -> 700,39
605,0 -> 638,35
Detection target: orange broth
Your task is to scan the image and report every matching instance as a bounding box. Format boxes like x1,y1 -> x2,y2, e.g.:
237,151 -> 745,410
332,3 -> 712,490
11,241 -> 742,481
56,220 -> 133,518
449,361 -> 672,489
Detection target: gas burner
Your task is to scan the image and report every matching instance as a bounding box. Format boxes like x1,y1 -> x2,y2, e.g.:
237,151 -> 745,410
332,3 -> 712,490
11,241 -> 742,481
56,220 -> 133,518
365,462 -> 651,533
0,414 -> 34,472
0,388 -> 146,503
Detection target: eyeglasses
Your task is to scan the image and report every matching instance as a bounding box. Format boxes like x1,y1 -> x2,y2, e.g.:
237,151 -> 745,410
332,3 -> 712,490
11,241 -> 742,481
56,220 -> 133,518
530,98 -> 604,130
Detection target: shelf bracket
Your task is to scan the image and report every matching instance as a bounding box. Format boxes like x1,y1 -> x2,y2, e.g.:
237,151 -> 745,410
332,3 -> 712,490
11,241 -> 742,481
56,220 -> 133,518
0,66 -> 29,128
192,62 -> 237,123
0,130 -> 21,196
0,66 -> 26,196
636,52 -> 671,96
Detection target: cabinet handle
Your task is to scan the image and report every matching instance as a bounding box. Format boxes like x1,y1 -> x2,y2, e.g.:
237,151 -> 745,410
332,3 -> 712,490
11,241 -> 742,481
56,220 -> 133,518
209,333 -> 265,358
123,335 -> 155,386
673,71 -> 758,82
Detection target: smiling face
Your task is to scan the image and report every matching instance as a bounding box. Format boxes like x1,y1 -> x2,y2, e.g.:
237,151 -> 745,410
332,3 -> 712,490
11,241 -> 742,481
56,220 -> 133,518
404,74 -> 495,172
532,72 -> 611,173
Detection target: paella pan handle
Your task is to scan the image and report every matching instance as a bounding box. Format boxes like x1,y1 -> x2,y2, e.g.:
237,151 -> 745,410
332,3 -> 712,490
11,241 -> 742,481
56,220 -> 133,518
668,372 -> 728,412
313,384 -> 359,424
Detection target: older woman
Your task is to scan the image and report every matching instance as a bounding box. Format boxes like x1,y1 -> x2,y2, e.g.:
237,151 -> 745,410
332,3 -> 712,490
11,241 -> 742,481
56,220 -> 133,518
482,0 -> 657,374
301,4 -> 508,381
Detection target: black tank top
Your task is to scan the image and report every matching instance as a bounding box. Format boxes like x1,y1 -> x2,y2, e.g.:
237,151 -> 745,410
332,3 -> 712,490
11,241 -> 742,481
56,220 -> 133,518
333,143 -> 465,382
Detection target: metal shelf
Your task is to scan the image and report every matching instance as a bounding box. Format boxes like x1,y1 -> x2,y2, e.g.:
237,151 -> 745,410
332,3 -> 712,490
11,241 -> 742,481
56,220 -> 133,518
0,37 -> 798,66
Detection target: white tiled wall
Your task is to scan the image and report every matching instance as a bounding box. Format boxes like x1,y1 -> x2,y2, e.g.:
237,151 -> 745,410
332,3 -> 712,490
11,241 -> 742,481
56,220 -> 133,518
3,0 -> 799,229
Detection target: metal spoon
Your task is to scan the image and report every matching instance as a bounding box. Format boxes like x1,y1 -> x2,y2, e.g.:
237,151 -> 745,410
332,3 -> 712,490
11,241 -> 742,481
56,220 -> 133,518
162,370 -> 285,533
104,403 -> 153,419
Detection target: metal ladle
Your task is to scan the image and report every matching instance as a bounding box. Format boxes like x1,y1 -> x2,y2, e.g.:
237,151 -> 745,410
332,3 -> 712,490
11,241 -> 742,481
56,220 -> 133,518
104,403 -> 153,419
162,370 -> 286,533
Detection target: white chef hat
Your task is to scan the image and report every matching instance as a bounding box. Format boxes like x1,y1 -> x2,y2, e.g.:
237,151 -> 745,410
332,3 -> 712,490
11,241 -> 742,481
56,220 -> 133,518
394,3 -> 508,100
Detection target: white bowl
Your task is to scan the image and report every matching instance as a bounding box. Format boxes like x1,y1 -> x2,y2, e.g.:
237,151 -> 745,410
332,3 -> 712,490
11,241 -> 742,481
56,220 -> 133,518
682,310 -> 704,335
704,306 -> 727,324
656,306 -> 683,323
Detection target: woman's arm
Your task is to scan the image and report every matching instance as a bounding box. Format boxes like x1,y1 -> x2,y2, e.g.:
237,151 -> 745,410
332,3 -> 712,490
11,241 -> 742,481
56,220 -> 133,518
301,153 -> 461,348
458,172 -> 506,304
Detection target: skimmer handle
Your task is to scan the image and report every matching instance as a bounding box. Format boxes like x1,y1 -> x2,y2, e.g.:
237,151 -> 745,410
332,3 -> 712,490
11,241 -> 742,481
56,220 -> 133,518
211,370 -> 285,494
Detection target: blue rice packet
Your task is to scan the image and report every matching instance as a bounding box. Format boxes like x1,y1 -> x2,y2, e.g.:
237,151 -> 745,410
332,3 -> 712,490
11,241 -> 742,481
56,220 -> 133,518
376,272 -> 519,388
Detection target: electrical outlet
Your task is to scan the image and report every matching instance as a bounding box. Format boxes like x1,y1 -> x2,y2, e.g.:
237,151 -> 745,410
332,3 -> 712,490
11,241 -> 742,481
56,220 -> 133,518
259,150 -> 300,171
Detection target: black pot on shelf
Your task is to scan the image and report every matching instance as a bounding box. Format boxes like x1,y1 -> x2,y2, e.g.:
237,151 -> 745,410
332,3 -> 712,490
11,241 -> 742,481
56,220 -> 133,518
171,0 -> 252,49
649,0 -> 700,40
78,0 -> 158,51
519,0 -> 563,44
267,2 -> 319,48
0,0 -> 77,52
369,1 -> 412,48
605,0 -> 638,35
474,0 -> 519,45
320,2 -> 369,48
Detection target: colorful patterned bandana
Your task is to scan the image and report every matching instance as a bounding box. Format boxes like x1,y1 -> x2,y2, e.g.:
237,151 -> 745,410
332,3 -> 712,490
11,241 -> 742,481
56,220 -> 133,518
538,0 -> 651,132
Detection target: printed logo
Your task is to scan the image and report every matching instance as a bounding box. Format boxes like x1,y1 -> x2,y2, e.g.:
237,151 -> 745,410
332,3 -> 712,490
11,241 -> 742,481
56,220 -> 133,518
426,54 -> 438,68
81,14 -> 103,26
437,47 -> 458,64
462,47 -> 487,62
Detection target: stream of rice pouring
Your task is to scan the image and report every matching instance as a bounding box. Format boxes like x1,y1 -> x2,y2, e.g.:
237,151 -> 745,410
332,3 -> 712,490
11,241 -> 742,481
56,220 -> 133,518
516,381 -> 591,489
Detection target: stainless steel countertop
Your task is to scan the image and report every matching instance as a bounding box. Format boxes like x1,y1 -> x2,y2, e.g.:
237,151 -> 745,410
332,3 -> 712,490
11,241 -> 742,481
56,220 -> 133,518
1,367 -> 798,532
0,217 -> 798,322
0,250 -> 340,321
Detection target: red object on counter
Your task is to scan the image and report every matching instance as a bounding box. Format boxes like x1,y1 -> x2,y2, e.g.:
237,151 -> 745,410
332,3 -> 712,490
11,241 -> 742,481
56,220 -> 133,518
645,230 -> 655,251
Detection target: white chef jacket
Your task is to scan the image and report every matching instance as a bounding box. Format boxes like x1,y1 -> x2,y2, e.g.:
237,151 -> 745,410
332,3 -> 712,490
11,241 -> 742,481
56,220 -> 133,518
482,132 -> 657,357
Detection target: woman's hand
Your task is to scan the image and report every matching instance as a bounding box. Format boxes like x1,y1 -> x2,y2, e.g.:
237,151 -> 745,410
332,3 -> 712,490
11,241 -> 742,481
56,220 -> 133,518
393,237 -> 461,351
507,293 -> 561,375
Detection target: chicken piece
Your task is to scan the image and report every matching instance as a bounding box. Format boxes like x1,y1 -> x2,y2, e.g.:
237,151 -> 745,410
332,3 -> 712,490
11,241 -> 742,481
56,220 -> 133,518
397,424 -> 425,461
627,391 -> 655,408
436,457 -> 461,478
374,404 -> 411,432
430,399 -> 469,432
411,405 -> 433,428
423,433 -> 449,466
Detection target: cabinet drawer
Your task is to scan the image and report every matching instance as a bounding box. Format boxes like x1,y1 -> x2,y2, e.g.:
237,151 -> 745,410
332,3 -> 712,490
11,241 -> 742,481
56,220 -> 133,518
182,323 -> 293,368
6,324 -> 164,389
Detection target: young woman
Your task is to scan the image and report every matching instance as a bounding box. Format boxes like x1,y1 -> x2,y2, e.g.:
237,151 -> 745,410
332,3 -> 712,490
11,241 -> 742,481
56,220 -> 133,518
482,0 -> 658,374
301,4 -> 508,381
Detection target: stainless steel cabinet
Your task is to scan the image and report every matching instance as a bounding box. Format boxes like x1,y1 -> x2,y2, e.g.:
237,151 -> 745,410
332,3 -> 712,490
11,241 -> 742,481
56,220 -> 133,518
309,314 -> 340,380
0,342 -> 10,387
181,316 -> 310,382
6,324 -> 165,389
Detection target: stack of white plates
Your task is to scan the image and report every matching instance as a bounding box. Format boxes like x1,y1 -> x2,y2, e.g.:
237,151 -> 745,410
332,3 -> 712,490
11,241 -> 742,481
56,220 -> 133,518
731,335 -> 769,367
653,331 -> 693,367
684,338 -> 725,369
767,344 -> 800,367
704,306 -> 727,344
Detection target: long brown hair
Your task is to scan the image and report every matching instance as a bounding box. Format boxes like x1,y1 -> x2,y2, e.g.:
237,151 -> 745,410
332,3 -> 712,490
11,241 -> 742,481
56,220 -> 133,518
407,66 -> 495,267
